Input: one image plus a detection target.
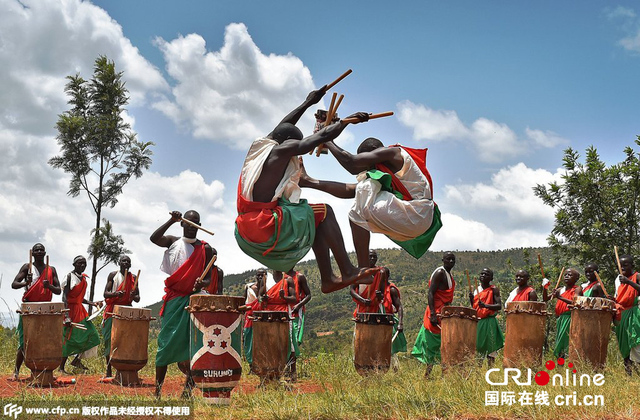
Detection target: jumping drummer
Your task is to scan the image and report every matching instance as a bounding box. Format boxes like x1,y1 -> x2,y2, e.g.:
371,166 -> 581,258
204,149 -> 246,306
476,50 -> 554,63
11,243 -> 61,380
351,250 -> 406,359
60,255 -> 102,374
504,270 -> 538,305
468,268 -> 504,366
150,210 -> 216,398
411,252 -> 456,377
543,268 -> 580,358
102,255 -> 140,379
614,254 -> 640,376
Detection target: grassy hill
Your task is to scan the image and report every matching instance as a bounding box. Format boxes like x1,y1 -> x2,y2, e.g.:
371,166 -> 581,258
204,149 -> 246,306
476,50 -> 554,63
147,246 -> 574,354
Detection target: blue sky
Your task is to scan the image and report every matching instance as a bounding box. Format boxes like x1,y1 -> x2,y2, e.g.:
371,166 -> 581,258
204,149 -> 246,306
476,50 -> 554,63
1,0 -> 639,311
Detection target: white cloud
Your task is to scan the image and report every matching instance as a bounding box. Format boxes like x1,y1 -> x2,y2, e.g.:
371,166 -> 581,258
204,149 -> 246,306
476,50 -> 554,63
152,23 -> 321,148
606,6 -> 640,53
397,101 -> 566,163
0,0 -> 167,136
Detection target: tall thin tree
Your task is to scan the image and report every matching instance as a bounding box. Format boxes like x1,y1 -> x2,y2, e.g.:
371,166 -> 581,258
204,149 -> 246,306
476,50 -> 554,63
50,56 -> 153,310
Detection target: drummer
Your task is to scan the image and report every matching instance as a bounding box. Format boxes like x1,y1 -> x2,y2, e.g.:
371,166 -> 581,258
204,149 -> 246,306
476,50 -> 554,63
11,243 -> 61,380
614,255 -> 640,376
543,268 -> 580,358
287,267 -> 312,382
504,270 -> 538,305
411,252 -> 456,377
203,248 -> 224,295
468,268 -> 504,366
60,256 -> 102,373
102,255 -> 140,379
150,210 -> 216,398
243,269 -> 265,369
579,263 -> 606,298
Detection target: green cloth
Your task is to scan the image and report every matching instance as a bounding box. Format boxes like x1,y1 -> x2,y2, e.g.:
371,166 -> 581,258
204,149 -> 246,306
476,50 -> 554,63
288,319 -> 300,358
16,316 -> 24,350
391,316 -> 407,354
476,315 -> 504,356
366,170 -> 442,259
235,197 -> 316,272
243,326 -> 253,365
102,317 -> 112,358
156,295 -> 191,367
554,312 -> 572,358
62,318 -> 100,358
615,297 -> 640,359
583,286 -> 595,298
411,325 -> 441,364
292,313 -> 305,346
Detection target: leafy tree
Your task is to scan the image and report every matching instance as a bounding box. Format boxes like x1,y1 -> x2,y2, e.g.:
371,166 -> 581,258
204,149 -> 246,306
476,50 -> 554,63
533,137 -> 640,289
49,56 -> 153,310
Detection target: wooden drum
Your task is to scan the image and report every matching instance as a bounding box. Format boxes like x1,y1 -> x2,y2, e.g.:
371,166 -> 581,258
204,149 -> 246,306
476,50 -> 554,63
187,294 -> 244,405
503,301 -> 547,368
21,302 -> 65,386
251,311 -> 290,381
440,306 -> 478,370
110,305 -> 151,386
568,296 -> 615,369
353,313 -> 394,376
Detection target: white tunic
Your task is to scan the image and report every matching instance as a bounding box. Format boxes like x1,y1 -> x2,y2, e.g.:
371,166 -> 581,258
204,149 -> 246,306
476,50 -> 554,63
160,238 -> 195,276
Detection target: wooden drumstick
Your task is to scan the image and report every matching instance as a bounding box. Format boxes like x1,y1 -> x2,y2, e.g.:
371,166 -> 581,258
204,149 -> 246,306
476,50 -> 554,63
466,270 -> 471,292
123,268 -> 128,284
327,94 -> 344,123
132,269 -> 141,292
554,267 -> 565,291
474,276 -> 478,294
593,271 -> 610,299
28,249 -> 32,275
177,215 -> 215,236
341,111 -> 394,124
614,246 -> 623,275
326,69 -> 352,90
537,253 -> 545,278
194,255 -> 218,291
326,92 -> 337,123
46,256 -> 49,273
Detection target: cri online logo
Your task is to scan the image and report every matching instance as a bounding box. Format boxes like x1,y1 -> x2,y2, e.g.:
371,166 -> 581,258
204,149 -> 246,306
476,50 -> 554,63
485,357 -> 605,387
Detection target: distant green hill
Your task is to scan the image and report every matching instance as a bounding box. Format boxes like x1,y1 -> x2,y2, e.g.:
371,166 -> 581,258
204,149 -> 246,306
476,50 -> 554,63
146,246 -> 573,355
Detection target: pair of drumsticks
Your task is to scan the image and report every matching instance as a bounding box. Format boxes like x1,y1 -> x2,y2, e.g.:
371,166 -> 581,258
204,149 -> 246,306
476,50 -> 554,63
537,253 -> 610,298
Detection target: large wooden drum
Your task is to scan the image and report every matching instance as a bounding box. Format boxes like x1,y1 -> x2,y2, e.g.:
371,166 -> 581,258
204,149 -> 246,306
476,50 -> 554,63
353,313 -> 393,376
503,301 -> 547,368
110,305 -> 151,386
569,297 -> 615,369
187,294 -> 244,404
21,302 -> 65,386
440,306 -> 478,370
252,311 -> 290,381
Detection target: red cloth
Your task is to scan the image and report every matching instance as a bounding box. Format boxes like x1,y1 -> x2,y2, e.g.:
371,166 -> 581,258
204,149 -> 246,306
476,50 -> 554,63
555,285 -> 577,316
512,286 -> 534,302
22,267 -> 53,302
262,277 -> 290,312
290,272 -> 307,318
67,274 -> 89,323
616,272 -> 639,310
103,272 -> 135,320
375,145 -> 434,201
204,267 -> 220,295
352,268 -> 384,316
159,241 -> 207,316
243,298 -> 260,329
473,285 -> 497,319
236,181 -> 281,246
422,270 -> 455,334
582,281 -> 598,294
381,282 -> 399,315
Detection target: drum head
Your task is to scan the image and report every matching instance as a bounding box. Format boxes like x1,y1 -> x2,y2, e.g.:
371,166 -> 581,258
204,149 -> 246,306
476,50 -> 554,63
354,312 -> 394,325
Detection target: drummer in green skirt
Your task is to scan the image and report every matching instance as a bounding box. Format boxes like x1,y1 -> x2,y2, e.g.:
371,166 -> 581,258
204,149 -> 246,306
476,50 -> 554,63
469,268 -> 504,366
580,263 -> 606,298
543,268 -> 580,358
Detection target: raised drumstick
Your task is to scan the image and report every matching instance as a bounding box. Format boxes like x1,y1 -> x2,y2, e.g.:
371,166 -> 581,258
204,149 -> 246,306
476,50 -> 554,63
614,246 -> 623,275
537,253 -> 545,278
326,69 -> 352,90
474,276 -> 478,294
554,267 -> 566,291
341,111 -> 394,124
28,249 -> 32,276
132,270 -> 141,292
175,214 -> 215,236
316,94 -> 345,157
193,255 -> 218,292
593,271 -> 610,299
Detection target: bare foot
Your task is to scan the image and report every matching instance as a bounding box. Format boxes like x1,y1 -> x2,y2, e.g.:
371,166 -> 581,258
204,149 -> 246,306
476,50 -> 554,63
9,373 -> 19,382
320,267 -> 378,293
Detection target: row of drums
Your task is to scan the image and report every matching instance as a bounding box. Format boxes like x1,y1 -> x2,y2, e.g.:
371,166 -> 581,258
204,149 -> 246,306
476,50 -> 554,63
440,297 -> 616,369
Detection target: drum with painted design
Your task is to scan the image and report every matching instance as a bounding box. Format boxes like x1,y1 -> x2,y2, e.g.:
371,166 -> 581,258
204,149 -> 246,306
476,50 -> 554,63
568,296 -> 615,369
110,305 -> 151,386
187,294 -> 245,405
21,302 -> 65,386
353,312 -> 394,376
440,306 -> 478,370
251,310 -> 290,381
503,301 -> 547,368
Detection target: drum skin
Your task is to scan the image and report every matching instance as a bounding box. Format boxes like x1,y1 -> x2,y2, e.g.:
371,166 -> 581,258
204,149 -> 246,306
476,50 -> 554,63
22,302 -> 65,386
252,311 -> 290,381
110,305 -> 150,385
568,297 -> 615,369
353,313 -> 393,376
440,306 -> 478,369
188,294 -> 244,404
503,301 -> 547,368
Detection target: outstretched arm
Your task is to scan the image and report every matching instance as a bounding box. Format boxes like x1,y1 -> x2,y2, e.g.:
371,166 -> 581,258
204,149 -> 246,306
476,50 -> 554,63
325,141 -> 402,175
268,87 -> 327,136
298,158 -> 356,198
